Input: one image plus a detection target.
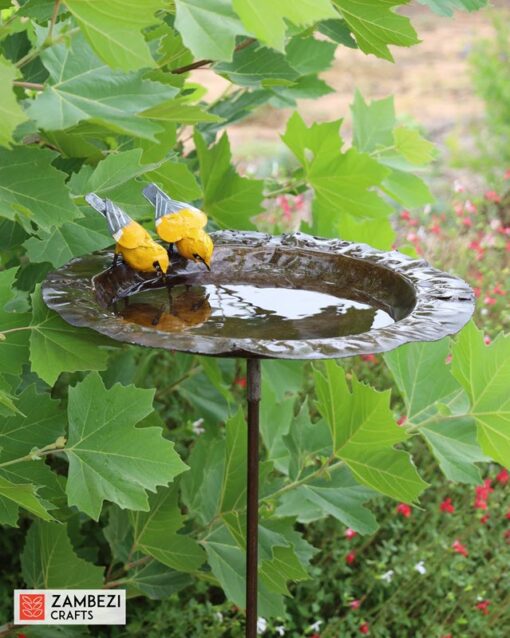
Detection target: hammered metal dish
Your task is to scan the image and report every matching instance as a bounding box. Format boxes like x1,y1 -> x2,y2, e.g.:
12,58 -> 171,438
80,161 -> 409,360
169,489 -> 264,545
42,231 -> 475,359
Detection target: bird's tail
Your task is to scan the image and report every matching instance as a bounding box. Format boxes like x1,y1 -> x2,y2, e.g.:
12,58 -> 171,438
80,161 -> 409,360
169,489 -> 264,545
143,183 -> 192,220
85,192 -> 132,238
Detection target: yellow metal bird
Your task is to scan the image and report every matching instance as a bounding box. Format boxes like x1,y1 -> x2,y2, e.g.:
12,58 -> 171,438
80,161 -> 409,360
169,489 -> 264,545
143,183 -> 214,270
86,193 -> 169,275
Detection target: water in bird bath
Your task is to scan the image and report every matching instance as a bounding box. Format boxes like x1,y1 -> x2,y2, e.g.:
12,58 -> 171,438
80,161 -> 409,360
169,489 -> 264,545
117,283 -> 394,340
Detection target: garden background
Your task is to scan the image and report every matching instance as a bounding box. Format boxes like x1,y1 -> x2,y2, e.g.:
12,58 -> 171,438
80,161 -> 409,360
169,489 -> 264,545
1,1 -> 510,637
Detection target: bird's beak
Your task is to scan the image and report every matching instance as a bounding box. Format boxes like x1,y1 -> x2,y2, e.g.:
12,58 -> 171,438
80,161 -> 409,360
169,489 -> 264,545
197,256 -> 211,271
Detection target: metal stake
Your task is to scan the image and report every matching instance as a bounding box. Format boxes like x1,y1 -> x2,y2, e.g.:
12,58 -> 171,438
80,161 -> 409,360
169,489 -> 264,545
246,357 -> 261,638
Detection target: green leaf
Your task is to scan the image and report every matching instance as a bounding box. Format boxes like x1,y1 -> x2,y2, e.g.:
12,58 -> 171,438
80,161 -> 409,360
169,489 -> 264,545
318,19 -> 358,48
65,373 -> 187,519
219,412 -> 246,514
393,127 -> 436,165
417,0 -> 487,16
337,215 -> 395,250
126,561 -> 192,599
385,339 -> 488,483
260,545 -> 309,595
181,432 -> 225,525
27,35 -> 176,140
78,149 -> 159,195
65,0 -> 165,71
284,400 -> 331,480
260,383 -> 295,474
146,160 -> 202,203
23,211 -> 112,268
141,98 -> 221,125
0,385 -> 66,505
203,525 -> 284,617
0,146 -> 79,230
0,269 -> 30,377
452,322 -> 510,468
381,170 -> 433,208
278,465 -> 378,534
0,55 -> 28,147
29,285 -> 111,386
315,361 -> 427,502
131,485 -> 205,572
216,46 -> 299,87
282,113 -> 392,221
174,0 -> 247,62
334,0 -> 419,62
286,36 -> 337,76
0,477 -> 54,526
21,520 -> 104,588
195,131 -> 263,228
232,0 -> 337,51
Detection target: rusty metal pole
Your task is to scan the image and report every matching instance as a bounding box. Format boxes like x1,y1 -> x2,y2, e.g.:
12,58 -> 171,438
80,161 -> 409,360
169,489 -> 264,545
246,357 -> 261,638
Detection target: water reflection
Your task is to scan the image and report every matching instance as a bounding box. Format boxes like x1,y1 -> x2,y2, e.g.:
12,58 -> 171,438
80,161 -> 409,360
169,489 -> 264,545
117,284 -> 394,340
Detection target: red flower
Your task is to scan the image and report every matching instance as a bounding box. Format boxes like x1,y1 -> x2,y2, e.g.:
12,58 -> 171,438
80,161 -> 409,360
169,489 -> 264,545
496,469 -> 509,485
400,210 -> 411,221
505,511 -> 510,520
350,599 -> 361,610
505,169 -> 510,179
493,284 -> 505,296
504,529 -> 510,543
234,376 -> 247,388
484,335 -> 492,346
396,503 -> 412,518
476,600 -> 490,615
359,623 -> 370,635
310,635 -> 321,638
452,539 -> 468,557
484,295 -> 497,306
345,528 -> 357,540
462,216 -> 473,228
440,498 -> 455,514
475,480 -> 493,504
485,190 -> 501,203
397,415 -> 407,427
346,551 -> 356,565
361,354 -> 377,364
441,635 -> 453,638
430,222 -> 441,235
480,514 -> 490,524
473,287 -> 481,299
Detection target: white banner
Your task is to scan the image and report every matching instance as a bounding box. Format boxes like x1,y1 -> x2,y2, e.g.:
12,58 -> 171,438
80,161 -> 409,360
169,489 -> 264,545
14,590 -> 126,625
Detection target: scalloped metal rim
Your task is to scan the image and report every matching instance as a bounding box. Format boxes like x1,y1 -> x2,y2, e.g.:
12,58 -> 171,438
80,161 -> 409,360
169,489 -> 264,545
42,231 -> 475,360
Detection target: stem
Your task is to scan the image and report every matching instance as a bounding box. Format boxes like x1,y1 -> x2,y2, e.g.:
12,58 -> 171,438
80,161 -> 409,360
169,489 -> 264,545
262,457 -> 342,502
16,26 -> 79,68
47,0 -> 61,42
12,81 -> 44,91
171,37 -> 256,75
0,440 -> 66,469
0,326 -> 32,336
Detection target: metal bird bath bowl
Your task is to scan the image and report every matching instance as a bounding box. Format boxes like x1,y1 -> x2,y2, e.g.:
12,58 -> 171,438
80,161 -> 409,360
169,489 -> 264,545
42,231 -> 474,637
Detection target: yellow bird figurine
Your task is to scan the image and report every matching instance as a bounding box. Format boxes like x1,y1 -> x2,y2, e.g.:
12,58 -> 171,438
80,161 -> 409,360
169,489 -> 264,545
142,183 -> 214,270
85,193 -> 170,275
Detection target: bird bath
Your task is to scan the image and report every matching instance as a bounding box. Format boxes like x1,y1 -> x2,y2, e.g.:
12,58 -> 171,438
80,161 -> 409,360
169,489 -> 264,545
42,231 -> 475,637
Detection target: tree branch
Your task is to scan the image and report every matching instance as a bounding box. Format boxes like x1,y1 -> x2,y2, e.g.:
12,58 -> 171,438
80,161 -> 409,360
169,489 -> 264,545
13,81 -> 45,91
171,38 -> 256,75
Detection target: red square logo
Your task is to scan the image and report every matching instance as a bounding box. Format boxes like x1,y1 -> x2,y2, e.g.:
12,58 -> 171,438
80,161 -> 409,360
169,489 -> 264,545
19,594 -> 45,621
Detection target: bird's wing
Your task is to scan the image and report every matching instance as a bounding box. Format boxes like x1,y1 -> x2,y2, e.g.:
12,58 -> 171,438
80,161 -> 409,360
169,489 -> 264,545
143,183 -> 203,221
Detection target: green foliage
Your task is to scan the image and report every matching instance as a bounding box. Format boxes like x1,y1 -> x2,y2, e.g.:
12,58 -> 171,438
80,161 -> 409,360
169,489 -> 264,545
0,0 -> 499,630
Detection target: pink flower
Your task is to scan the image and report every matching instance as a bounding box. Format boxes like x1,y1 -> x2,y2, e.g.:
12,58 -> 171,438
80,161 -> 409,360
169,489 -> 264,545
359,623 -> 370,635
400,210 -> 411,221
452,539 -> 468,557
396,503 -> 412,518
462,217 -> 473,228
496,469 -> 509,485
484,295 -> 497,306
476,600 -> 490,615
346,551 -> 356,565
493,284 -> 505,296
345,528 -> 357,540
504,169 -> 510,180
484,335 -> 492,346
485,190 -> 501,203
464,200 -> 477,214
440,498 -> 455,514
397,415 -> 407,427
350,599 -> 361,610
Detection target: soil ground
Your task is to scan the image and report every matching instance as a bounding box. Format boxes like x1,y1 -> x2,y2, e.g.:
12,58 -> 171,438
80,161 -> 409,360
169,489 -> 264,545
192,4 -> 502,166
